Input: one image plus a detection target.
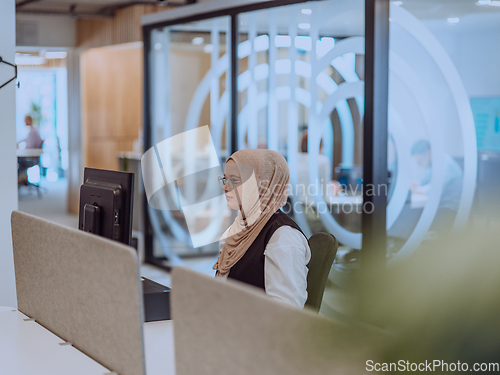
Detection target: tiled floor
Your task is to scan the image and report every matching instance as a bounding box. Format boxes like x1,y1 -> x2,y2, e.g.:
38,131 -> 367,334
18,179 -> 79,229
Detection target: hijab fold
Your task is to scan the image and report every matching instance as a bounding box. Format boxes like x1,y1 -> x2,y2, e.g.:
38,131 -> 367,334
213,149 -> 290,276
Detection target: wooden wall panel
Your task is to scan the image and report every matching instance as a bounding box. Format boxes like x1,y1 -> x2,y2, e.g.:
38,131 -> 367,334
18,58 -> 66,69
81,43 -> 143,171
77,18 -> 113,50
67,4 -> 167,213
85,139 -> 121,171
76,5 -> 169,49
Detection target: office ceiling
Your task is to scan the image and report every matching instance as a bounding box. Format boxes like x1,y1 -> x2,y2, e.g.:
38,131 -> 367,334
15,0 -> 195,17
402,0 -> 500,20
15,0 -> 500,24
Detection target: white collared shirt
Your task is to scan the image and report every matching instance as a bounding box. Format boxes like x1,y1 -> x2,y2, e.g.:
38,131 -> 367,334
218,225 -> 311,309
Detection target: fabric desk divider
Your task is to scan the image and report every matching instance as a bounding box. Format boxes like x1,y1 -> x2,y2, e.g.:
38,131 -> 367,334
11,211 -> 146,375
171,266 -> 387,375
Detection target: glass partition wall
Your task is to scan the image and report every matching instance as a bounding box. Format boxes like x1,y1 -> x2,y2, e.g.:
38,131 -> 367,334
144,0 -> 500,326
386,1 -> 500,264
143,0 -> 494,321
145,17 -> 232,265
143,0 -> 367,275
237,2 -> 365,247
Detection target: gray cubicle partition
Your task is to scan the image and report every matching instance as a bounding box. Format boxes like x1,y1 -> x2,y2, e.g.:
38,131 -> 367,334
171,267 -> 387,375
11,211 -> 145,375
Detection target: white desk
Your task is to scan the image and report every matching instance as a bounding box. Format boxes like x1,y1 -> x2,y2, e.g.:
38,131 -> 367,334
327,194 -> 363,206
0,306 -> 175,375
16,149 -> 43,158
0,307 -> 111,375
144,320 -> 175,375
410,192 -> 428,209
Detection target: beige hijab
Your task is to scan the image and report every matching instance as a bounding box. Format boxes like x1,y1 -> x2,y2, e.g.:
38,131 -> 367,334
213,149 -> 290,276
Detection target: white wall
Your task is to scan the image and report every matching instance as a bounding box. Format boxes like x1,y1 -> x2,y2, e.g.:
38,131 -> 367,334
441,33 -> 500,98
419,14 -> 500,157
424,13 -> 500,98
0,0 -> 18,308
388,11 -> 500,158
16,13 -> 76,48
389,20 -> 465,157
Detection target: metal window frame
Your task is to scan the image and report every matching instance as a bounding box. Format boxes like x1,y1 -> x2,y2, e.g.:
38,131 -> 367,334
361,0 -> 389,326
142,0 -> 309,270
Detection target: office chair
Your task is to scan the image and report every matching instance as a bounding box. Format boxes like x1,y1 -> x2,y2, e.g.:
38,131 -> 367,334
17,144 -> 44,197
305,232 -> 339,312
18,155 -> 43,197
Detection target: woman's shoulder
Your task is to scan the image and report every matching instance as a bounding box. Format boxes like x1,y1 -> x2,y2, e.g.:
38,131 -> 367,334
271,211 -> 306,235
267,225 -> 309,248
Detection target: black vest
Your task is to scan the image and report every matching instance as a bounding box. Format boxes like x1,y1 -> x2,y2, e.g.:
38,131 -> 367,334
228,210 -> 306,290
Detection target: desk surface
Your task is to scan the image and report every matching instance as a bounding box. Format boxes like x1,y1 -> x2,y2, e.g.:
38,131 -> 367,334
17,149 -> 43,158
144,320 -> 175,375
0,307 -> 175,375
328,194 -> 363,205
117,151 -> 143,160
410,192 -> 428,208
0,308 -> 111,375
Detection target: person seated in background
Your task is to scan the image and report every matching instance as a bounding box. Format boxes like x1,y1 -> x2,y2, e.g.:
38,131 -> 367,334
214,149 -> 311,309
17,115 -> 44,187
19,115 -> 43,149
410,139 -> 463,232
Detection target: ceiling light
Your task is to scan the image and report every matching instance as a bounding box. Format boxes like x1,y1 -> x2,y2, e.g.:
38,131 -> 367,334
476,0 -> 492,4
191,37 -> 204,45
203,44 -> 214,53
298,23 -> 311,30
295,36 -> 311,51
275,35 -> 291,48
15,56 -> 46,65
45,51 -> 67,59
301,8 -> 312,15
392,1 -> 403,5
447,17 -> 459,24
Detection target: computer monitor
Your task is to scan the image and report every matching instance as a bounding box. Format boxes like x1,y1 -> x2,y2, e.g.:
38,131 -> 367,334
78,167 -> 134,246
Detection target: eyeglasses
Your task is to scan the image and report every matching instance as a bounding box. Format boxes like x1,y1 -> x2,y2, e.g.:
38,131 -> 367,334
218,176 -> 242,191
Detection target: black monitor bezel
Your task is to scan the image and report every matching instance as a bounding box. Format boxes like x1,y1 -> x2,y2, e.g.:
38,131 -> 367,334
79,168 -> 134,246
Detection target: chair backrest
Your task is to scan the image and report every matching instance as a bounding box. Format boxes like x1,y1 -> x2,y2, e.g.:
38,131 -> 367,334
305,232 -> 339,312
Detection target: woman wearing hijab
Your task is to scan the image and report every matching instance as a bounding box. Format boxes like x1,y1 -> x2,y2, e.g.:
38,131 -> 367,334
213,149 -> 311,308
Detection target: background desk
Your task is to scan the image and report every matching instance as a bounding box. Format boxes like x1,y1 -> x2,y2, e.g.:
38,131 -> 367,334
327,194 -> 363,206
16,149 -> 43,158
17,148 -> 43,194
0,306 -> 175,375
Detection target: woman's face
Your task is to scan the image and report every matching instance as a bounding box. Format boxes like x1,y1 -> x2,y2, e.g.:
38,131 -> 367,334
222,160 -> 243,210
